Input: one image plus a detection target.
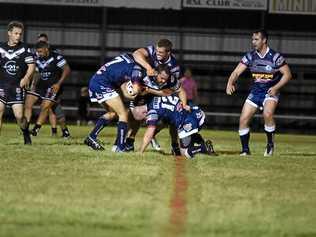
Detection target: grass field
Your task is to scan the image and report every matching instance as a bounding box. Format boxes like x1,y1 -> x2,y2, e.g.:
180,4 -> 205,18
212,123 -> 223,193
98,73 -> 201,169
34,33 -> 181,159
0,124 -> 315,237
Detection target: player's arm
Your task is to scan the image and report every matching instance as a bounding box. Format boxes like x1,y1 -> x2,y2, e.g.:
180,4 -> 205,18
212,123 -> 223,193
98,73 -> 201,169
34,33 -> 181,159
132,48 -> 156,76
52,64 -> 71,93
226,62 -> 247,95
140,125 -> 156,153
268,64 -> 292,96
177,86 -> 190,111
20,63 -> 35,88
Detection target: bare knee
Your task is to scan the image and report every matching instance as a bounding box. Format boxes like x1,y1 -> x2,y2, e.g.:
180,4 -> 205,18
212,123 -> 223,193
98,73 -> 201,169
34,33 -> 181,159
263,110 -> 274,121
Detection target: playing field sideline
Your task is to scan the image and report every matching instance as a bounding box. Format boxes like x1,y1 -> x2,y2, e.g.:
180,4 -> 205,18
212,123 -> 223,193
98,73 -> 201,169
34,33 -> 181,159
0,124 -> 315,237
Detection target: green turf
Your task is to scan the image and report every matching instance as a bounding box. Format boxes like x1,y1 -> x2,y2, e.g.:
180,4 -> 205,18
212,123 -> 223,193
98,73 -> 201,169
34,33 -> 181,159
0,124 -> 315,237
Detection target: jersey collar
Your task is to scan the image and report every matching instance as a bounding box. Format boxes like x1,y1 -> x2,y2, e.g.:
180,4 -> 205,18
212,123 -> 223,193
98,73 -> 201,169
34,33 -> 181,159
256,47 -> 270,59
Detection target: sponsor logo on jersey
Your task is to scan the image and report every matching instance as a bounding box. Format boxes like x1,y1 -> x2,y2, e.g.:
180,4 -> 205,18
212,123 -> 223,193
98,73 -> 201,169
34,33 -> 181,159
252,73 -> 273,80
4,61 -> 20,75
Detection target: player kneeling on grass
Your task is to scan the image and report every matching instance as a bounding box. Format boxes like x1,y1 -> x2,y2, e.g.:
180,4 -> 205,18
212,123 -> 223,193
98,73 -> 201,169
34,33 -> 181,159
140,95 -> 216,158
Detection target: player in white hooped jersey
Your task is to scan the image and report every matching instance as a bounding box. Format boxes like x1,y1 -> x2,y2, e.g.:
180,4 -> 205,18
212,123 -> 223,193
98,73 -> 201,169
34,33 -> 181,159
226,29 -> 292,156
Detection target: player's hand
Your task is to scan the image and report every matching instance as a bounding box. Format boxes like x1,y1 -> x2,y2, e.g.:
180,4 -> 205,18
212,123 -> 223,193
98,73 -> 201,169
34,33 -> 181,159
51,83 -> 60,93
226,83 -> 236,95
183,104 -> 191,112
140,87 -> 149,95
20,77 -> 29,88
267,86 -> 278,96
146,68 -> 157,77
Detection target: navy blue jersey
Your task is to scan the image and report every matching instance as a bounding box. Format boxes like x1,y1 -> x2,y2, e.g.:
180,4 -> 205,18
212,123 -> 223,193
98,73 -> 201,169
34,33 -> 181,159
35,51 -> 67,89
93,54 -> 141,88
146,95 -> 184,128
241,47 -> 286,91
0,41 -> 34,87
146,95 -> 205,138
145,45 -> 181,81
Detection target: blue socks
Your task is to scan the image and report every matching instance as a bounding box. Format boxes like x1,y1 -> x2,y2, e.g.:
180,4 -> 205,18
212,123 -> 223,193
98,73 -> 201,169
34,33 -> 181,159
89,117 -> 109,140
116,121 -> 128,150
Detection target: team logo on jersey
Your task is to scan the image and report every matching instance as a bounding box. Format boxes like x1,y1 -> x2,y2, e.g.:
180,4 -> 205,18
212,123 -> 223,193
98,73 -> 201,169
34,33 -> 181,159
183,123 -> 192,132
265,65 -> 272,71
4,61 -> 19,75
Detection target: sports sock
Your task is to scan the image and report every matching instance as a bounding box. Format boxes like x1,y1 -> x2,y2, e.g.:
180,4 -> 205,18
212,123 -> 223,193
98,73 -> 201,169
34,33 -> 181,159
89,117 -> 109,140
239,128 -> 250,152
116,121 -> 128,150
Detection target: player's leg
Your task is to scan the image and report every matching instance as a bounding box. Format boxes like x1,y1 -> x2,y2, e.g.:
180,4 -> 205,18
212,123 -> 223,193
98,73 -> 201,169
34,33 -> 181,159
24,93 -> 39,123
12,103 -> 32,144
0,101 -> 6,134
239,101 -> 257,155
53,103 -> 70,138
125,110 -> 141,151
105,96 -> 128,151
180,133 -> 215,159
169,124 -> 181,155
263,98 -> 278,156
31,100 -> 56,136
84,110 -> 117,150
48,108 -> 58,136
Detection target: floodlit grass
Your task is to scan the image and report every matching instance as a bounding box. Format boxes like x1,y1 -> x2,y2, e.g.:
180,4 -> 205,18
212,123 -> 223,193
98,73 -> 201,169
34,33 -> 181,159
0,123 -> 315,237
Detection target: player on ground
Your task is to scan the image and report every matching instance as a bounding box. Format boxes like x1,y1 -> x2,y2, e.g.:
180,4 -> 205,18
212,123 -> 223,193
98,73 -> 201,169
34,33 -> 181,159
140,95 -> 215,159
0,21 -> 35,144
226,29 -> 292,156
24,41 -> 71,136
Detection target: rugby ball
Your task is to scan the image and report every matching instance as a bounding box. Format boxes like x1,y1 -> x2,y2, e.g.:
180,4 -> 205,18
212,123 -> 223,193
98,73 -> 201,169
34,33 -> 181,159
126,81 -> 135,95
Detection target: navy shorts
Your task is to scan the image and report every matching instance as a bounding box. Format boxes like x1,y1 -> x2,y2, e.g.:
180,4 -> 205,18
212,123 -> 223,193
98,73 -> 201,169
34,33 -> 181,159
88,75 -> 119,104
27,86 -> 60,102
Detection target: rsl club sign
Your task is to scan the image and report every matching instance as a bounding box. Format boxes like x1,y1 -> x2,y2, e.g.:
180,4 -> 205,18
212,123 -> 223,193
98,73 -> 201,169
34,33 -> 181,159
182,0 -> 267,10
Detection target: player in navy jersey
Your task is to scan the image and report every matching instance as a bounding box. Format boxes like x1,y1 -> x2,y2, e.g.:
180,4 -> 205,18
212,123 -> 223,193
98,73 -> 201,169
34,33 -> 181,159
139,95 -> 215,158
226,29 -> 292,156
84,54 -> 145,151
29,33 -> 71,138
0,21 -> 35,144
24,41 -> 71,136
132,39 -> 188,155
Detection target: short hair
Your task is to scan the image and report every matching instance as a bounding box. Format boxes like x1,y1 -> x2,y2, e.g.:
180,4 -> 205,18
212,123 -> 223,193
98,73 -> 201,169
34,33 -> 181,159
37,33 -> 48,40
7,21 -> 24,32
156,64 -> 171,75
35,41 -> 49,49
253,29 -> 268,41
157,39 -> 173,52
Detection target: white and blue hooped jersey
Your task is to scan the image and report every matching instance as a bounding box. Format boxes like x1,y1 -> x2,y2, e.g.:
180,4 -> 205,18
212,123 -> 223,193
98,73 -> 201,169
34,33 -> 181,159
241,47 -> 287,107
146,95 -> 205,139
145,45 -> 181,81
241,47 -> 286,92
